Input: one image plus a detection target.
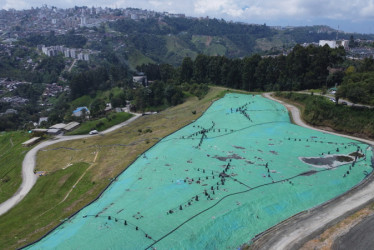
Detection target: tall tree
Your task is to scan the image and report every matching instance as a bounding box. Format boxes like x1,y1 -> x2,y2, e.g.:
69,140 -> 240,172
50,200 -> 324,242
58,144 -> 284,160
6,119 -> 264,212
193,54 -> 209,83
242,54 -> 261,91
179,57 -> 193,83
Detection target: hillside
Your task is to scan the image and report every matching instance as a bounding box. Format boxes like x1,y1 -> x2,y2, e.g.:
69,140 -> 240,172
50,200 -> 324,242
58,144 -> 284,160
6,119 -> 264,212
105,18 -> 374,68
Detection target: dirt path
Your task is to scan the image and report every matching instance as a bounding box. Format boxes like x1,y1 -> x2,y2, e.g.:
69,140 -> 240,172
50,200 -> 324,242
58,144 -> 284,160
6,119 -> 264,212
68,59 -> 77,72
60,151 -> 99,203
249,93 -> 374,249
0,113 -> 141,216
205,36 -> 212,46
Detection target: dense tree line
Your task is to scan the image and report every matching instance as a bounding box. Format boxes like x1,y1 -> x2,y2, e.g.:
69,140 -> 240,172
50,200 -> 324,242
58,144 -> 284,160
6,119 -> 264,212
128,81 -> 184,112
110,17 -> 273,37
24,31 -> 87,48
276,92 -> 374,138
137,44 -> 346,91
0,102 -> 42,131
337,58 -> 374,105
68,65 -> 130,99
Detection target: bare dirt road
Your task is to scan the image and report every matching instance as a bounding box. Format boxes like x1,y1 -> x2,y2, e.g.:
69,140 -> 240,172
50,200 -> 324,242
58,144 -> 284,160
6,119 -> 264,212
249,93 -> 374,250
0,113 -> 141,216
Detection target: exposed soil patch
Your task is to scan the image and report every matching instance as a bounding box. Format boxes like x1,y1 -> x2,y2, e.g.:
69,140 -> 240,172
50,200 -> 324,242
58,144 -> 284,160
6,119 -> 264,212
213,154 -> 245,161
300,154 -> 355,168
350,152 -> 365,158
205,36 -> 212,46
336,155 -> 354,162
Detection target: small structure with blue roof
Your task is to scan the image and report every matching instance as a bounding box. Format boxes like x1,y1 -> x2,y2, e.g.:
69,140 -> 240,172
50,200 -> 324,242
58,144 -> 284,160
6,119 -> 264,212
72,107 -> 90,117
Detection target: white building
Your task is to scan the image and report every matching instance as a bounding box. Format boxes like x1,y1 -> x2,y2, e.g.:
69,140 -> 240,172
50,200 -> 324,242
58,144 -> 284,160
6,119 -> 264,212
81,17 -> 87,26
77,52 -> 84,60
319,40 -> 337,48
64,49 -> 70,58
70,49 -> 76,58
319,40 -> 349,50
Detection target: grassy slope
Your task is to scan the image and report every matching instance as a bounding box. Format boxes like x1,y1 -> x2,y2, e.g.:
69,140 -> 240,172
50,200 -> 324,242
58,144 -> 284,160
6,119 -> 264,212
127,48 -> 155,70
275,92 -> 374,139
127,34 -> 241,69
0,86 -> 229,249
255,37 -> 284,52
163,36 -> 198,65
67,112 -> 133,135
0,131 -> 31,203
0,162 -> 92,248
191,35 -> 227,56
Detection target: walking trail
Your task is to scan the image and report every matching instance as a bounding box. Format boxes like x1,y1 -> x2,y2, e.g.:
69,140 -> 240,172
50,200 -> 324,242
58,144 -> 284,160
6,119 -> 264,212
0,113 -> 141,216
251,93 -> 374,249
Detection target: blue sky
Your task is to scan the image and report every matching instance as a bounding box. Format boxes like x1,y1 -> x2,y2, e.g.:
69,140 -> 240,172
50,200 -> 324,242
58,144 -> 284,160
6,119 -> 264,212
1,0 -> 374,34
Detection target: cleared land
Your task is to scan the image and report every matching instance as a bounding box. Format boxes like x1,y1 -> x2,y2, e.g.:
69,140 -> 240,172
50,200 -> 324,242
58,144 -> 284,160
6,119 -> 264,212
0,86 -> 225,249
25,93 -> 372,249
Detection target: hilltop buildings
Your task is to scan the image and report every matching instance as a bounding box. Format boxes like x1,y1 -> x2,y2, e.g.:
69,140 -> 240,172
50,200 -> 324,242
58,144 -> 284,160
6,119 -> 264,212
319,40 -> 349,50
40,45 -> 91,61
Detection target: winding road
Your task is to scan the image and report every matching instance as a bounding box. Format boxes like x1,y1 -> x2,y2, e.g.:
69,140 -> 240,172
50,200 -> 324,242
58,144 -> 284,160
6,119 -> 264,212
0,113 -> 141,216
249,93 -> 374,249
297,91 -> 374,109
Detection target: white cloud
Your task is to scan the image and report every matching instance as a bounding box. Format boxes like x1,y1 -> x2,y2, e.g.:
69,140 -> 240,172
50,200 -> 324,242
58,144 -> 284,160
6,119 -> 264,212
193,0 -> 244,17
359,0 -> 374,18
2,0 -> 31,10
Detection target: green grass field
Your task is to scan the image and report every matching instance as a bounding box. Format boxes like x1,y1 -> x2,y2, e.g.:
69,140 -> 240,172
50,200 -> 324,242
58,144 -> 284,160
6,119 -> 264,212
127,49 -> 155,70
67,112 -> 133,135
0,162 -> 97,248
0,131 -> 31,203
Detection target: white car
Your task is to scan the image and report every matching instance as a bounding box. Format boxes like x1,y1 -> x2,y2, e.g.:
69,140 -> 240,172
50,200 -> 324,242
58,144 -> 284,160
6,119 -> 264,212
330,98 -> 336,103
89,130 -> 98,135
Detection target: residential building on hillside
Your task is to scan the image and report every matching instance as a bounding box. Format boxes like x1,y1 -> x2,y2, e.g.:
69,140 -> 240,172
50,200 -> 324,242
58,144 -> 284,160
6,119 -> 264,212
72,106 -> 90,117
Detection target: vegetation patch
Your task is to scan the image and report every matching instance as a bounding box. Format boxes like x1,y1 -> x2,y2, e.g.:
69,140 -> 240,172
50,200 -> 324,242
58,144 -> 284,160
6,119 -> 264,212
275,92 -> 374,138
0,162 -> 95,249
67,112 -> 133,135
0,131 -> 31,203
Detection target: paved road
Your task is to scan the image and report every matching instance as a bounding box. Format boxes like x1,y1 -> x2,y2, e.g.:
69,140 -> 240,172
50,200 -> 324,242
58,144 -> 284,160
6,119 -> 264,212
332,213 -> 374,250
264,93 -> 373,145
298,91 -> 373,109
250,93 -> 374,249
0,113 -> 141,216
